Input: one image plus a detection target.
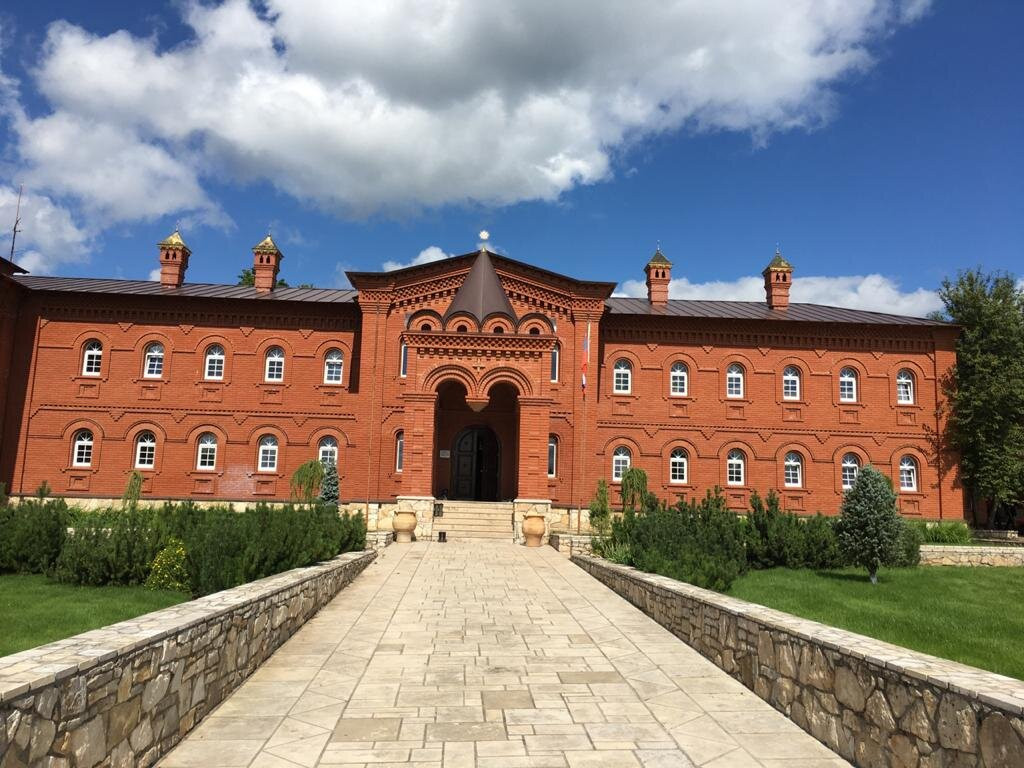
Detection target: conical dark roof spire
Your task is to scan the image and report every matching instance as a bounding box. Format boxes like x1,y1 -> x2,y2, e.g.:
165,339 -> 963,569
444,248 -> 517,323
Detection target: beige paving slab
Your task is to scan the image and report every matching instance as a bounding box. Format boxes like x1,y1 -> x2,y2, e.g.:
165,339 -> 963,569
158,541 -> 849,767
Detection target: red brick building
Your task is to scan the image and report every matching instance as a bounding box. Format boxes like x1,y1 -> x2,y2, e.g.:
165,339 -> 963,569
0,233 -> 962,535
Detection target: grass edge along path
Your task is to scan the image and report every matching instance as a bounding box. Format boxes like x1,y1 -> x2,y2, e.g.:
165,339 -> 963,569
0,574 -> 188,658
728,565 -> 1024,681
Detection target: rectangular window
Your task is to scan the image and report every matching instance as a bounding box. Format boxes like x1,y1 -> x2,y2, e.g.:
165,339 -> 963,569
265,360 -> 284,382
613,372 -> 630,393
727,377 -> 742,398
198,446 -> 216,470
727,462 -> 743,486
670,461 -> 686,483
395,434 -> 404,471
206,358 -> 224,380
74,443 -> 93,467
547,440 -> 557,477
784,465 -> 800,487
897,381 -> 912,403
83,353 -> 101,376
400,345 -> 408,378
145,357 -> 163,378
612,456 -> 629,481
325,360 -> 343,383
839,379 -> 856,402
259,446 -> 277,471
783,378 -> 798,399
136,445 -> 155,468
842,467 -> 858,490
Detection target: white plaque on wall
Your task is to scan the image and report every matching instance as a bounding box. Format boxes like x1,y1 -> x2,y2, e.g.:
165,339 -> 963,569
439,449 -> 451,459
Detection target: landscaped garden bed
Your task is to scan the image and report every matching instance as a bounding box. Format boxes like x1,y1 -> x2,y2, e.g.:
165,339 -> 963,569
0,573 -> 187,657
728,564 -> 1024,680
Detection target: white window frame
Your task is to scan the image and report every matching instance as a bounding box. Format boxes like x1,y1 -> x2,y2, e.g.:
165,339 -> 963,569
841,453 -> 860,490
612,446 -> 631,482
784,451 -> 802,488
197,433 -> 218,470
135,431 -> 156,469
896,369 -> 915,405
550,343 -> 560,383
264,347 -> 285,382
400,344 -> 408,378
72,429 -> 94,467
82,340 -> 102,377
204,345 -> 225,381
670,362 -> 688,397
899,455 -> 918,491
547,435 -> 558,477
395,431 -> 404,472
782,366 -> 800,400
669,448 -> 688,484
258,435 -> 279,472
324,349 -> 344,384
143,343 -> 165,379
318,436 -> 338,465
726,449 -> 745,486
613,359 -> 632,394
726,364 -> 744,399
839,368 -> 858,403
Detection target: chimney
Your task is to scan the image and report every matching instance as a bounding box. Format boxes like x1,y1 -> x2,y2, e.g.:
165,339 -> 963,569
252,235 -> 283,293
763,248 -> 793,310
158,230 -> 190,289
644,247 -> 672,306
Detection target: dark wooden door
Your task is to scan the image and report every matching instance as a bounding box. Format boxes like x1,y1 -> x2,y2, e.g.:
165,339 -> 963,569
451,427 -> 500,501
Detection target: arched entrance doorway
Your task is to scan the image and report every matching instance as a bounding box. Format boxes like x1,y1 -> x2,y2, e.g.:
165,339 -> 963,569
451,426 -> 500,501
433,379 -> 519,500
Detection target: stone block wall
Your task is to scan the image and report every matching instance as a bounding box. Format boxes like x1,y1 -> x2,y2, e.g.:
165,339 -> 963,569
573,554 -> 1024,768
548,534 -> 597,556
920,545 -> 1024,567
0,550 -> 375,768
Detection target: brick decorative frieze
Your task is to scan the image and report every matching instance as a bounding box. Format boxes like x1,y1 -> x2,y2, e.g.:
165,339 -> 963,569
0,550 -> 375,768
572,554 -> 1024,768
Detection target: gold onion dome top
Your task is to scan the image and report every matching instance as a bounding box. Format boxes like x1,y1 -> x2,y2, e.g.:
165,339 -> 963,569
648,247 -> 671,266
158,230 -> 188,249
253,234 -> 281,253
765,248 -> 792,270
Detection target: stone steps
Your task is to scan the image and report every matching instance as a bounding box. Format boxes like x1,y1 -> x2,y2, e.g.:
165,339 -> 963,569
430,501 -> 515,541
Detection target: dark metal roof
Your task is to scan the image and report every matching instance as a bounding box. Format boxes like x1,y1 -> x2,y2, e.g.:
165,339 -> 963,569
604,297 -> 946,326
13,275 -> 358,303
443,249 -> 517,322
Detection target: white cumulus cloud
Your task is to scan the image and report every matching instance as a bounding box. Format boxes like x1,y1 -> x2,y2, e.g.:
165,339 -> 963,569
0,0 -> 931,269
616,273 -> 942,317
383,245 -> 453,272
0,185 -> 91,274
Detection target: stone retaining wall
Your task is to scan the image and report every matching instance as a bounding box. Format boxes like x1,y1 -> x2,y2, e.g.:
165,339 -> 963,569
0,550 -> 376,768
573,554 -> 1024,768
920,545 -> 1024,567
548,533 -> 597,556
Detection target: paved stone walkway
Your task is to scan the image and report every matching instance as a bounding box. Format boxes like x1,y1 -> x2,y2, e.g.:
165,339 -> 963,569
159,542 -> 848,768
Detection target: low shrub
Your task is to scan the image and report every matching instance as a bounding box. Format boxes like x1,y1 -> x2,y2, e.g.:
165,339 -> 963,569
893,519 -> 924,567
601,491 -> 747,591
907,520 -> 973,545
0,494 -> 69,574
802,513 -> 844,569
743,492 -> 844,571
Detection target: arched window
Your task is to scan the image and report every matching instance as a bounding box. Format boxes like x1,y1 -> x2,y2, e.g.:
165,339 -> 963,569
670,362 -> 688,397
264,347 -> 285,382
72,429 -> 94,467
896,369 -> 915,404
841,453 -> 861,490
784,451 -> 803,488
400,344 -> 408,377
613,359 -> 632,394
899,455 -> 918,492
324,349 -> 344,384
839,368 -> 858,402
670,448 -> 688,484
456,325 -> 468,333
318,436 -> 338,466
143,343 -> 164,379
420,323 -> 431,332
204,345 -> 225,380
726,363 -> 744,398
258,435 -> 279,472
550,343 -> 560,383
529,327 -> 540,335
82,340 -> 103,376
727,449 -> 745,486
782,366 -> 800,400
493,327 -> 505,334
547,435 -> 558,477
612,446 -> 631,481
196,433 -> 218,470
134,431 -> 156,469
395,431 -> 404,472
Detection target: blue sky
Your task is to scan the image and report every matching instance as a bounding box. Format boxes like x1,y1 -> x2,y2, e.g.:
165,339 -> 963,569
1,1 -> 1021,315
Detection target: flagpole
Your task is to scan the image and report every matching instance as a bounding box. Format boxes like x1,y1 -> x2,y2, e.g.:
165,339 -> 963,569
577,321 -> 591,534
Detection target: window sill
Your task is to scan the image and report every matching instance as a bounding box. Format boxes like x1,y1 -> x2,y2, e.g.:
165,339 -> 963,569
611,392 -> 636,398
64,466 -> 97,474
314,383 -> 348,392
721,397 -> 751,404
72,374 -> 107,383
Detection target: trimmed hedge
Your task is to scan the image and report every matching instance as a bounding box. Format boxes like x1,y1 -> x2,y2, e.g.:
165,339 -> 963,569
1,499 -> 365,597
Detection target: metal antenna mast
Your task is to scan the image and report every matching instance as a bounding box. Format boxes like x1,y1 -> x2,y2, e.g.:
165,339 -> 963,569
9,184 -> 23,261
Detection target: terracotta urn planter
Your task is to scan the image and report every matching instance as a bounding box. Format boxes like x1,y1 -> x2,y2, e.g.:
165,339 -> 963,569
392,510 -> 417,543
522,513 -> 545,547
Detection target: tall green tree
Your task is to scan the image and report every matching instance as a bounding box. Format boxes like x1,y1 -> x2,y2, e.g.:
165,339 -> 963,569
837,465 -> 903,584
939,270 -> 1024,526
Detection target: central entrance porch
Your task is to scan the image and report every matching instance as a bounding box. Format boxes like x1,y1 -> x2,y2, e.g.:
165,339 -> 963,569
434,380 -> 518,501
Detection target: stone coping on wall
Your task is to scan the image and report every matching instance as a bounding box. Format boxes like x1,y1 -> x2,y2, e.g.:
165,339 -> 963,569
0,550 -> 375,767
920,544 -> 1024,567
572,554 -> 1024,767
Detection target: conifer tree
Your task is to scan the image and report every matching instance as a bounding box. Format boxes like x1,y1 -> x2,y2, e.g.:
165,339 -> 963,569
836,466 -> 902,584
320,462 -> 339,506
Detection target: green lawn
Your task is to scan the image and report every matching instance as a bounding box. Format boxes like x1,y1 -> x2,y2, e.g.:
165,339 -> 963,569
0,574 -> 188,657
728,566 -> 1024,680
